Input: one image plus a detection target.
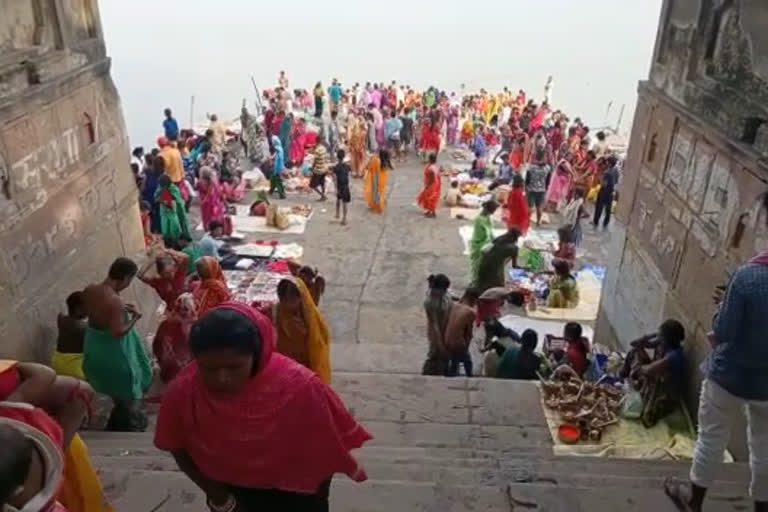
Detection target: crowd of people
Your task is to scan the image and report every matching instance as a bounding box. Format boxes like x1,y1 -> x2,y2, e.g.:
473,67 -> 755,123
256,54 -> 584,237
2,70 -> 767,512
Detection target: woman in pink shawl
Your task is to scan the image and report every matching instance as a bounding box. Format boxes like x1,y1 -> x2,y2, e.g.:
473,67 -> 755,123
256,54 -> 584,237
197,167 -> 226,231
446,106 -> 459,146
155,302 -> 372,510
546,156 -> 575,212
290,118 -> 307,166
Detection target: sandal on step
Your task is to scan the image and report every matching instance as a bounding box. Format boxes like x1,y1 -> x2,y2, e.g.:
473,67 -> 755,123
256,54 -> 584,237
664,477 -> 694,512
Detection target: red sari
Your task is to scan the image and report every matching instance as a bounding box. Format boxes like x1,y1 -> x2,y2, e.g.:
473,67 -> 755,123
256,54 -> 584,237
420,122 -> 441,153
505,187 -> 530,235
290,121 -> 307,165
146,263 -> 188,312
153,293 -> 197,383
417,164 -> 441,214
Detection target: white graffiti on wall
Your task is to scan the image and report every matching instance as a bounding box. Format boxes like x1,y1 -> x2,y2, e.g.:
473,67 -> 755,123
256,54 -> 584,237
638,201 -> 653,232
11,127 -> 80,195
650,220 -> 677,257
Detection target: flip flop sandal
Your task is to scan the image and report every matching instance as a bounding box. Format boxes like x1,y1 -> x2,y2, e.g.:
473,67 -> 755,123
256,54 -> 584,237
664,477 -> 694,512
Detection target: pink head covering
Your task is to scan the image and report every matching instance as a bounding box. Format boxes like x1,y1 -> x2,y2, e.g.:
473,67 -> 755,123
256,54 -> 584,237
154,302 -> 371,493
157,136 -> 169,148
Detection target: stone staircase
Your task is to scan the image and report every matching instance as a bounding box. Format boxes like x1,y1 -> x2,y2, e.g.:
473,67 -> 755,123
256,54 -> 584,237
84,373 -> 752,511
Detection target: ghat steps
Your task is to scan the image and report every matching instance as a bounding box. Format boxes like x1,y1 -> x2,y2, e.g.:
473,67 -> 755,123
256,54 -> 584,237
83,373 -> 752,511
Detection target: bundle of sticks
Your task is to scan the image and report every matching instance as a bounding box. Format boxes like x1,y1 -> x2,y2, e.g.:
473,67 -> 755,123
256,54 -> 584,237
541,365 -> 624,440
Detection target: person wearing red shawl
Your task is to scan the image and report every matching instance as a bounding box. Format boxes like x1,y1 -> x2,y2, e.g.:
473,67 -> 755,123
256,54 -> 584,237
290,117 -> 308,166
417,153 -> 442,218
193,256 -> 231,316
505,174 -> 530,235
138,249 -> 190,313
516,90 -> 526,107
154,302 -> 372,511
271,110 -> 285,146
153,293 -> 197,383
263,103 -> 276,150
529,105 -> 548,133
420,120 -> 440,157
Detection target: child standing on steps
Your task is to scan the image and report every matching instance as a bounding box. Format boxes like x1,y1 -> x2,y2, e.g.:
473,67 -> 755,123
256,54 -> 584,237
333,149 -> 352,225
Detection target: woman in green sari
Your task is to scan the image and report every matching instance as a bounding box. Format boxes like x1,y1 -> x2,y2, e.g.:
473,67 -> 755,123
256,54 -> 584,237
469,200 -> 499,284
155,174 -> 190,243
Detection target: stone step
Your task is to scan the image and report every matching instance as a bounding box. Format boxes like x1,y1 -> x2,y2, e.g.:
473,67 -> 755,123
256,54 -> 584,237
82,429 -> 748,484
90,454 -> 748,496
95,469 -> 749,512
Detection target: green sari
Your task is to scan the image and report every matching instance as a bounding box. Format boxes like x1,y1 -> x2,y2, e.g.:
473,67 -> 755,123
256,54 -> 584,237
155,184 -> 190,241
83,315 -> 152,401
469,213 -> 494,283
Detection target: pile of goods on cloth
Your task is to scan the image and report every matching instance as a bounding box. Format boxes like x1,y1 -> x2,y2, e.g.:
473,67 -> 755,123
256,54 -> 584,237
541,365 -> 624,442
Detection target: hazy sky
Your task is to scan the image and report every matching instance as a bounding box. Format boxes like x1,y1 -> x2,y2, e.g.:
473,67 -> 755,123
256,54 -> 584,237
99,0 -> 663,148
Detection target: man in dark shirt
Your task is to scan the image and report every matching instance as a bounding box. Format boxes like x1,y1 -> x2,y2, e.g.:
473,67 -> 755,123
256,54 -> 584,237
593,155 -> 619,229
332,149 -> 352,225
400,108 -> 414,153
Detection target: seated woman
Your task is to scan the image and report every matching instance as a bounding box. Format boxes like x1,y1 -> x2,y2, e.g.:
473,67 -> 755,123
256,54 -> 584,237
444,181 -> 462,207
138,249 -> 190,313
154,303 -> 371,511
545,322 -> 590,377
497,329 -> 543,380
474,228 -> 521,293
622,319 -> 686,427
468,152 -> 487,180
270,278 -> 331,384
546,259 -> 580,309
193,257 -> 231,316
153,293 -> 197,384
52,292 -> 87,381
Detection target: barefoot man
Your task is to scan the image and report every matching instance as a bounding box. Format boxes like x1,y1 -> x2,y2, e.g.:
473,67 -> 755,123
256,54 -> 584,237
82,257 -> 152,432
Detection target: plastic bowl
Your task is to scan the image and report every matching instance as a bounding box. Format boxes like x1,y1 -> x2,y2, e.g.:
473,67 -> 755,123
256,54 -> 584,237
558,424 -> 581,444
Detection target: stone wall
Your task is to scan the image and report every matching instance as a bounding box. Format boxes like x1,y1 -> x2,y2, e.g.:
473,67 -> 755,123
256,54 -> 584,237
598,0 -> 768,458
0,0 -> 152,363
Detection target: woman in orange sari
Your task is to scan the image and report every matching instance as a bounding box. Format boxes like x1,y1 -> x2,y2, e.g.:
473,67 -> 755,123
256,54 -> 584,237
348,115 -> 367,178
271,278 -> 332,384
364,149 -> 391,213
417,153 -> 441,217
193,256 -> 231,315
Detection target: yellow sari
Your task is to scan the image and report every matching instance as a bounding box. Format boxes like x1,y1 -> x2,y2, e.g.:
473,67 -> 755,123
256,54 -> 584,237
364,154 -> 388,213
275,279 -> 332,384
60,434 -> 115,512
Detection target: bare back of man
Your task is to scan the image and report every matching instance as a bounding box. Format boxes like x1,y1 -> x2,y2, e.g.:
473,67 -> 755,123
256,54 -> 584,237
83,283 -> 138,338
